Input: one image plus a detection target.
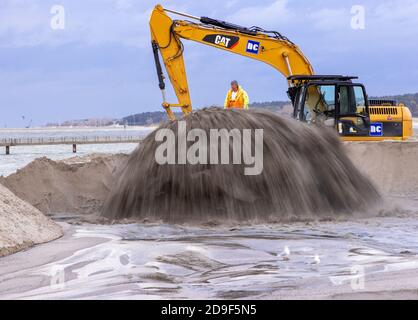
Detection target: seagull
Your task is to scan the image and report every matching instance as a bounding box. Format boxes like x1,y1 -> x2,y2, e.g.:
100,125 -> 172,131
279,245 -> 291,261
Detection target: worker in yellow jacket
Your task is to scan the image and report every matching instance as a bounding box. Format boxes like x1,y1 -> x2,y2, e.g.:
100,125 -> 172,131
224,80 -> 249,109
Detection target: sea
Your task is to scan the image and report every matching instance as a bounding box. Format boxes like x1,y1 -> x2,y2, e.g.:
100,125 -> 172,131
0,126 -> 154,177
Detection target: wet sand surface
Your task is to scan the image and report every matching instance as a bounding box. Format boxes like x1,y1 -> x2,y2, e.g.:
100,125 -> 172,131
1,208 -> 418,299
2,120 -> 418,299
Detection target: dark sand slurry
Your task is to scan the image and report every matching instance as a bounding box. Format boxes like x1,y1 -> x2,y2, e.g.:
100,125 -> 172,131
102,108 -> 380,223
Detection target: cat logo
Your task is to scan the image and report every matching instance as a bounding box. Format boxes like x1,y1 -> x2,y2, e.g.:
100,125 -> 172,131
215,35 -> 231,47
203,34 -> 239,49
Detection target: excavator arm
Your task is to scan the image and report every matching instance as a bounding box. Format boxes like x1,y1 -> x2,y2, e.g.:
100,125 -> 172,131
150,4 -> 314,120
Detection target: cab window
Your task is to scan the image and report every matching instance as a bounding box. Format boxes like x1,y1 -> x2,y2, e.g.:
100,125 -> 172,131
302,85 -> 335,122
339,85 -> 367,116
353,86 -> 367,115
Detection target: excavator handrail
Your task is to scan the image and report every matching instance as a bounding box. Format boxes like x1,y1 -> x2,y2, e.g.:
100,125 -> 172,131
288,75 -> 358,82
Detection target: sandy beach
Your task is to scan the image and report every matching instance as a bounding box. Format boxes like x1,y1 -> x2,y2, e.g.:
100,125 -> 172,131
1,126 -> 418,299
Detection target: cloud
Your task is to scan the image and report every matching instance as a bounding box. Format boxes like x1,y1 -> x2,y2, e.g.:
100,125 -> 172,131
308,8 -> 349,31
114,0 -> 134,11
374,0 -> 418,21
225,0 -> 290,28
372,0 -> 418,37
0,0 -> 153,48
0,1 -> 48,46
224,0 -> 239,10
1,0 -> 418,127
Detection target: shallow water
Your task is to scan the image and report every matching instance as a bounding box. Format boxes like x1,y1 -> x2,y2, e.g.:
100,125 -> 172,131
1,217 -> 418,299
0,127 -> 154,176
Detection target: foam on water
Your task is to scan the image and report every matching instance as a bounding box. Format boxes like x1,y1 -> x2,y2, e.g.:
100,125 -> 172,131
2,218 -> 418,300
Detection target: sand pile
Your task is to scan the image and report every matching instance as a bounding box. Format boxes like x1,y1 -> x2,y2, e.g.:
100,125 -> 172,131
3,113 -> 415,224
344,141 -> 418,198
101,108 -> 380,223
0,154 -> 128,215
0,183 -> 63,257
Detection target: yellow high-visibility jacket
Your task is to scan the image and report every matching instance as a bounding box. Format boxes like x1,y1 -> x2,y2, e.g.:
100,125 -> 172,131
224,86 -> 249,109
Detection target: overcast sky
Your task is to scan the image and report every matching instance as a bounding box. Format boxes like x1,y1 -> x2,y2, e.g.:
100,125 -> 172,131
1,0 -> 418,127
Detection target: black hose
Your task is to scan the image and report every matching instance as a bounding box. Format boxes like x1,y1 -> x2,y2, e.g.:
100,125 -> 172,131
152,41 -> 165,90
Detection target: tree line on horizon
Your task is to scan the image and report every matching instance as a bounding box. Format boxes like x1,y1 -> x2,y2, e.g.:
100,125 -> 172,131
120,93 -> 418,126
119,101 -> 291,126
49,93 -> 417,127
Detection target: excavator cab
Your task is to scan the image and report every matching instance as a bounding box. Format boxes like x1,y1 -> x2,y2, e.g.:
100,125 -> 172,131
288,75 -> 411,141
289,75 -> 370,137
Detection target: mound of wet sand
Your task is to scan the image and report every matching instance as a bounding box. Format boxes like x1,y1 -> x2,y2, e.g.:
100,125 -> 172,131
101,108 -> 380,223
0,183 -> 63,257
0,153 -> 128,215
3,113 -> 416,224
344,141 -> 418,198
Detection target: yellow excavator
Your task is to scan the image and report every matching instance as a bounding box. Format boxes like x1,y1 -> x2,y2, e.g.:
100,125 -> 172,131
150,4 -> 413,141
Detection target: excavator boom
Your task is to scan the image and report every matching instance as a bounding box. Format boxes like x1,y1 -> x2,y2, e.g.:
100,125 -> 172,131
150,4 -> 313,120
